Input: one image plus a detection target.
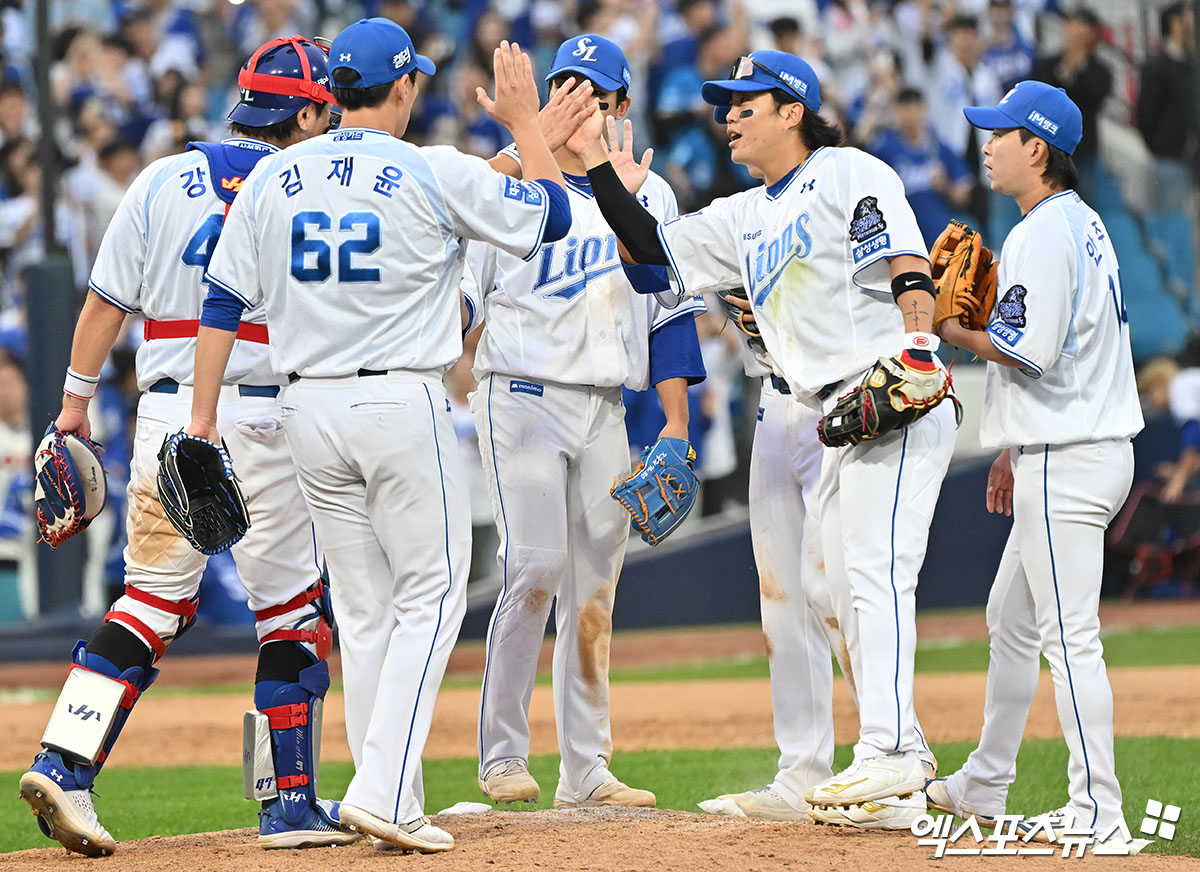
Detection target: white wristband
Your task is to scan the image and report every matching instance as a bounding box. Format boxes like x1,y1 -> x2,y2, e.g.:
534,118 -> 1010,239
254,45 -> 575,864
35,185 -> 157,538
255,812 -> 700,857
905,332 -> 940,354
63,367 -> 100,400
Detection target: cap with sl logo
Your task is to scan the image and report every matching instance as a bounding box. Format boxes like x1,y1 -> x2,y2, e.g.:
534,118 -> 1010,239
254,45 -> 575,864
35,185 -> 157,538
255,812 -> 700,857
546,34 -> 631,93
328,17 -> 436,89
963,80 -> 1083,155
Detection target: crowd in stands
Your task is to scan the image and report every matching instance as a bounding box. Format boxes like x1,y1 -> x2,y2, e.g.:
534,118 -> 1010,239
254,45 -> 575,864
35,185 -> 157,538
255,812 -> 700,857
0,0 -> 1198,617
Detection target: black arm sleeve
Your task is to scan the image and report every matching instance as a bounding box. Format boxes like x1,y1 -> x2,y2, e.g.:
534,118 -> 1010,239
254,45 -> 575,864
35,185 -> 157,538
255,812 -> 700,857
585,162 -> 669,266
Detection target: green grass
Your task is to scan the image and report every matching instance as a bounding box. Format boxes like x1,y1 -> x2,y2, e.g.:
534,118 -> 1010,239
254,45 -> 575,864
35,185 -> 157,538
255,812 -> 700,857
4,625 -> 1197,701
2,737 -> 1197,856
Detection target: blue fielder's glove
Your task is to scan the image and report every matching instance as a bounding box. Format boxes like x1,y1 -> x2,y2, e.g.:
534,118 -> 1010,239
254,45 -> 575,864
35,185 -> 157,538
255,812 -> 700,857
610,436 -> 698,546
33,425 -> 108,550
156,431 -> 250,555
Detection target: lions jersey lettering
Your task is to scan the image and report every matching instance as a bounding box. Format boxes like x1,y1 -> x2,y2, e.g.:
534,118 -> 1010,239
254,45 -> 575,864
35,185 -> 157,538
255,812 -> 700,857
534,234 -> 622,300
88,139 -> 281,391
658,147 -> 928,397
980,190 -> 1143,447
468,165 -> 703,390
206,128 -> 553,379
745,213 -> 813,306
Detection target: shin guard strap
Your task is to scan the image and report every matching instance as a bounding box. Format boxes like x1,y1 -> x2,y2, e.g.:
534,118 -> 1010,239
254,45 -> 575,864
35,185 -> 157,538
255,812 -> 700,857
263,702 -> 308,729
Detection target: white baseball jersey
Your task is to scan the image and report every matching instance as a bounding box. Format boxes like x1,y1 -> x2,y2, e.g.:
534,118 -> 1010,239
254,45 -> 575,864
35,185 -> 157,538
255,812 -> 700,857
89,138 -> 279,391
206,127 -> 554,378
468,168 -> 703,390
657,146 -> 928,398
979,190 -> 1144,448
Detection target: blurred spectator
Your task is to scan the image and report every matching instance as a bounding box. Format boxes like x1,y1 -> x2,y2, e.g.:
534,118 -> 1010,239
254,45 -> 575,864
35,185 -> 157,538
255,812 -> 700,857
140,81 -> 221,163
983,0 -> 1033,92
1137,1 -> 1197,210
0,82 -> 35,147
848,49 -> 901,146
1030,8 -> 1111,198
84,139 -> 139,258
927,14 -> 1001,228
0,349 -> 28,500
658,0 -> 720,73
746,2 -> 819,55
655,23 -> 748,210
868,87 -> 972,247
821,0 -> 875,114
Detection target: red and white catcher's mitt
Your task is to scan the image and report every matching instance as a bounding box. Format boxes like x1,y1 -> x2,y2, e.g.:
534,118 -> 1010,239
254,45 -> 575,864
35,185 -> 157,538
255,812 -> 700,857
33,425 -> 107,549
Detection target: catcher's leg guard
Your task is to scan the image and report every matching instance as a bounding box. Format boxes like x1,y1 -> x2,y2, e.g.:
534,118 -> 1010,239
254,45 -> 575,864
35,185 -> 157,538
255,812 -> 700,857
247,583 -> 355,848
19,633 -> 158,856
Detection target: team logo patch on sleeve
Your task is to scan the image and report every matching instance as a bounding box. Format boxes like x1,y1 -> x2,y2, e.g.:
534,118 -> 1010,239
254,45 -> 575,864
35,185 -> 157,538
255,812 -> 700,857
998,285 -> 1027,328
849,197 -> 887,243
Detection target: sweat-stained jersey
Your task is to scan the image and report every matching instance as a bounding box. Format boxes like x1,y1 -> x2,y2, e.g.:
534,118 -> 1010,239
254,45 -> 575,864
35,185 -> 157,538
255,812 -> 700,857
980,190 -> 1144,448
656,146 -> 929,398
89,138 -> 280,391
205,127 -> 554,378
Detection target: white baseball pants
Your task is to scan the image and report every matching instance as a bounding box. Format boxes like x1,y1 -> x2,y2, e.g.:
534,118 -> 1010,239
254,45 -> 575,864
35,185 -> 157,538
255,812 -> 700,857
751,381 -> 855,808
278,371 -> 469,826
107,385 -> 320,658
947,439 -> 1134,834
818,393 -> 956,761
472,373 -> 631,803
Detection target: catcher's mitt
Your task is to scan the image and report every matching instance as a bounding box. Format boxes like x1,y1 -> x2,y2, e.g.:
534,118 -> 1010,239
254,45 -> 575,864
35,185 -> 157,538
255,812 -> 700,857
817,352 -> 961,447
34,425 -> 107,549
156,431 -> 250,555
611,436 -> 698,546
930,220 -> 998,334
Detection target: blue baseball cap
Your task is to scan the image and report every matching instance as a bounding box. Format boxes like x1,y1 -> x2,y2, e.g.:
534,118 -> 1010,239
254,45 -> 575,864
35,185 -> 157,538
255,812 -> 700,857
964,80 -> 1082,155
546,34 -> 631,93
702,50 -> 821,124
328,18 -> 435,89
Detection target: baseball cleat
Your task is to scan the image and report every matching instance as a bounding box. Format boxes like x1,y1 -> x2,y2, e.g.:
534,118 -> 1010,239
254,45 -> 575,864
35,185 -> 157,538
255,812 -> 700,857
810,791 -> 927,830
257,797 -> 362,849
924,777 -> 998,828
553,777 -> 656,809
19,752 -> 116,857
480,759 -> 540,804
698,786 -> 811,821
806,751 -> 926,808
339,804 -> 454,852
1014,807 -> 1074,843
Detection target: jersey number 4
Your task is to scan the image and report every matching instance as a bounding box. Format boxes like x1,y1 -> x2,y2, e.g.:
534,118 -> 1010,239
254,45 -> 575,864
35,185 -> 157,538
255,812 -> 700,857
290,211 -> 381,283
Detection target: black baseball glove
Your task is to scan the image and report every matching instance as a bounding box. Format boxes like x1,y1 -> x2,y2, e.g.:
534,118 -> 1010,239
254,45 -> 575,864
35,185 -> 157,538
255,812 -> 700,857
817,352 -> 961,447
157,431 -> 250,555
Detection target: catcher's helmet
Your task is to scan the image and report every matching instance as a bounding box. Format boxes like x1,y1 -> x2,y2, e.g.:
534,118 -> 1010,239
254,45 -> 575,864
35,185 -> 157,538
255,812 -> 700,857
228,35 -> 334,127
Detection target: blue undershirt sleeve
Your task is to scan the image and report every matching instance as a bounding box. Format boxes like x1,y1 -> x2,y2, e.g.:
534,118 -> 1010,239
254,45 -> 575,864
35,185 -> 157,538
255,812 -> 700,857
534,178 -> 571,243
649,315 -> 706,386
199,282 -> 247,332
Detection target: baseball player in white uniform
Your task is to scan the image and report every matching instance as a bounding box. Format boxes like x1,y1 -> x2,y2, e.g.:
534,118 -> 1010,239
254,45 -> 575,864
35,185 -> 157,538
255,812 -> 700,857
18,37 -> 357,857
189,24 -> 575,852
468,34 -> 706,810
931,81 -> 1143,843
698,330 -> 933,829
566,49 -> 955,811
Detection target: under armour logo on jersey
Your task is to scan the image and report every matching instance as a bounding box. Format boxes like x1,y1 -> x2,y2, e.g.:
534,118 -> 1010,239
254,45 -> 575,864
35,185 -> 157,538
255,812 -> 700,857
638,194 -> 649,207
799,179 -> 816,194
573,37 -> 599,62
339,53 -> 351,62
393,48 -> 411,69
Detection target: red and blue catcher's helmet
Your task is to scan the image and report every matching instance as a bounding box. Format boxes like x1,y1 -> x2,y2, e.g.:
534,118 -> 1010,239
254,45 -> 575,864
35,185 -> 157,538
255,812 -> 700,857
228,36 -> 335,128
